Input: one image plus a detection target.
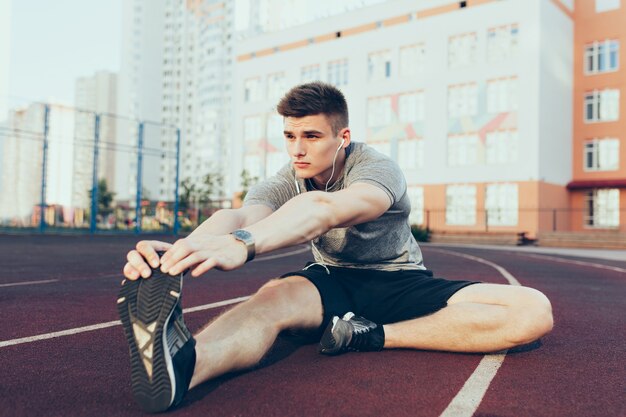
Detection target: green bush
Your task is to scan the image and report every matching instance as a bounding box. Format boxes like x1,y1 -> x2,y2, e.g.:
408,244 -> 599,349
410,224 -> 431,242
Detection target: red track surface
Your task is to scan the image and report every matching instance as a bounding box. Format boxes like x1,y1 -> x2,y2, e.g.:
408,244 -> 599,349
1,235 -> 624,417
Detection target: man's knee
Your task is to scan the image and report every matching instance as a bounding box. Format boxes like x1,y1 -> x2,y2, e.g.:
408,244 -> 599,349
251,276 -> 322,329
508,287 -> 554,346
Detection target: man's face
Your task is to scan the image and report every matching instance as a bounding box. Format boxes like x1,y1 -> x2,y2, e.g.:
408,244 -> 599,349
283,114 -> 347,180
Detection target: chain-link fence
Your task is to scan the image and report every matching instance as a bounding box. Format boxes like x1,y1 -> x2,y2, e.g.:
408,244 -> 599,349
0,101 -> 231,235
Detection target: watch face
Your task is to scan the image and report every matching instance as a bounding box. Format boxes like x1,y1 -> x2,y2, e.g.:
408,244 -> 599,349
232,229 -> 253,244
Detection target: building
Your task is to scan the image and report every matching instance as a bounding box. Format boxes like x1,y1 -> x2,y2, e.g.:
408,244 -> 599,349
232,0 -> 579,238
73,71 -> 118,209
117,0 -> 167,203
0,103 -> 75,225
158,0 -> 235,203
568,0 -> 625,233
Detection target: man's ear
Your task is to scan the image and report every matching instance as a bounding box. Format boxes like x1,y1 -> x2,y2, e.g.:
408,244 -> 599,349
339,128 -> 351,148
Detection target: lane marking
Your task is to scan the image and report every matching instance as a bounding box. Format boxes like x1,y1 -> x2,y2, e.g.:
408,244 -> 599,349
0,296 -> 250,349
429,248 -> 520,417
516,253 -> 626,274
439,354 -> 507,417
0,279 -> 58,288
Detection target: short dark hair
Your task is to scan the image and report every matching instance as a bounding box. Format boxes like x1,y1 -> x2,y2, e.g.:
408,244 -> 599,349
276,82 -> 349,135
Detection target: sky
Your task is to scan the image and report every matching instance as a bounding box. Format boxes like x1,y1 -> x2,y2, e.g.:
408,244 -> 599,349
6,0 -> 122,107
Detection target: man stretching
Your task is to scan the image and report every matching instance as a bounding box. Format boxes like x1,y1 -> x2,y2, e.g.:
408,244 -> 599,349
117,82 -> 553,413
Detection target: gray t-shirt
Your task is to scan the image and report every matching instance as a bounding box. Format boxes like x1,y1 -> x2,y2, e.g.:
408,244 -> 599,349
243,141 -> 425,271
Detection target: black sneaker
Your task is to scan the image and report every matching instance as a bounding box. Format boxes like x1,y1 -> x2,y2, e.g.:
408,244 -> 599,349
319,312 -> 385,355
117,255 -> 196,413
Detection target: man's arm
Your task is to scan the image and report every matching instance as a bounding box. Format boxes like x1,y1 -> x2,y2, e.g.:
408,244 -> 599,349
189,204 -> 274,236
159,182 -> 390,277
245,182 -> 391,254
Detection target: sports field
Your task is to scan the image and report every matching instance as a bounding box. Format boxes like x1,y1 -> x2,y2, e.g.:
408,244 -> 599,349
1,234 -> 624,416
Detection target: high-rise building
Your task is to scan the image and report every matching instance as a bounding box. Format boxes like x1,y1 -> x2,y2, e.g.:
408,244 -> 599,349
0,104 -> 75,225
157,0 -> 237,203
74,71 -> 118,209
0,0 -> 11,124
232,0 -> 577,237
117,0 -> 167,203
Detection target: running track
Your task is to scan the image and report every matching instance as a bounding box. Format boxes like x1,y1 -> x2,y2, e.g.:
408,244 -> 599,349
1,235 -> 624,417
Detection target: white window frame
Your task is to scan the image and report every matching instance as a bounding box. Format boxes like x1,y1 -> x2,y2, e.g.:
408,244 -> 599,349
487,24 -> 519,63
584,138 -> 620,171
486,130 -> 518,165
368,50 -> 392,81
368,141 -> 391,158
244,77 -> 262,103
485,183 -> 518,226
585,189 -> 620,228
367,96 -> 393,128
446,185 -> 477,225
595,0 -> 621,13
585,39 -> 620,74
398,139 -> 424,171
398,91 -> 425,123
244,115 -> 263,143
399,43 -> 426,77
448,84 -> 478,118
487,77 -> 518,113
584,89 -> 620,122
448,32 -> 477,69
267,72 -> 287,102
327,58 -> 349,87
301,64 -> 321,82
448,134 -> 479,166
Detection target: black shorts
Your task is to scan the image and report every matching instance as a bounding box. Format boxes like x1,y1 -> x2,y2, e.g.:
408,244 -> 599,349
280,262 -> 479,337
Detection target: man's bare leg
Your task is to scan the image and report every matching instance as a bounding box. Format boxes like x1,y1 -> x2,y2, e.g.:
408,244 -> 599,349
383,284 -> 553,352
189,276 -> 322,389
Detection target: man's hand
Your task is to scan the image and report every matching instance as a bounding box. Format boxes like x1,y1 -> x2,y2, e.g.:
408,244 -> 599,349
159,234 -> 249,277
123,240 -> 173,280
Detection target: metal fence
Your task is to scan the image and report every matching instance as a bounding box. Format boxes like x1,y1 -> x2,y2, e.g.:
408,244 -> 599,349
0,102 -> 230,235
419,208 -> 626,234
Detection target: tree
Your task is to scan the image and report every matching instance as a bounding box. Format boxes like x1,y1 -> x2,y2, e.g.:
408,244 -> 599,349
178,178 -> 196,213
198,172 -> 224,205
88,178 -> 116,217
240,169 -> 259,201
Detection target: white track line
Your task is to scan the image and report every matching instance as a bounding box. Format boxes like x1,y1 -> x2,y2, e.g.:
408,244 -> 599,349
0,279 -> 59,288
0,245 -> 309,348
0,296 -> 250,348
430,248 -> 520,417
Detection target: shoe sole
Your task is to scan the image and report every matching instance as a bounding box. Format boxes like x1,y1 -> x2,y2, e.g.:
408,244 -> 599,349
117,271 -> 183,413
319,317 -> 351,355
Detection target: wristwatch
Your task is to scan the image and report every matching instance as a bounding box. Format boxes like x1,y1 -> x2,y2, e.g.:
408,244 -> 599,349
230,229 -> 255,262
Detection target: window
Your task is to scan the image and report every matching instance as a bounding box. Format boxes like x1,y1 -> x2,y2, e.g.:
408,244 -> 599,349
327,59 -> 349,86
487,24 -> 519,63
400,44 -> 426,77
448,134 -> 478,166
301,64 -> 321,82
398,139 -> 424,170
446,185 -> 477,225
266,152 -> 286,176
399,92 -> 425,123
485,183 -> 518,226
448,84 -> 478,118
244,77 -> 261,102
586,189 -> 620,227
265,113 -> 283,142
585,40 -> 619,74
595,0 -> 621,12
244,155 -> 262,180
368,50 -> 392,81
584,138 -> 620,171
407,187 -> 424,225
487,77 -> 518,113
448,33 -> 477,69
486,130 -> 518,164
367,97 -> 393,127
368,141 -> 391,157
244,116 -> 262,142
585,89 -> 620,122
267,73 -> 287,102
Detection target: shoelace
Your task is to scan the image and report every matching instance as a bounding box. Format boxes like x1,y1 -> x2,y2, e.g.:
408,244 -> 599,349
341,312 -> 377,351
